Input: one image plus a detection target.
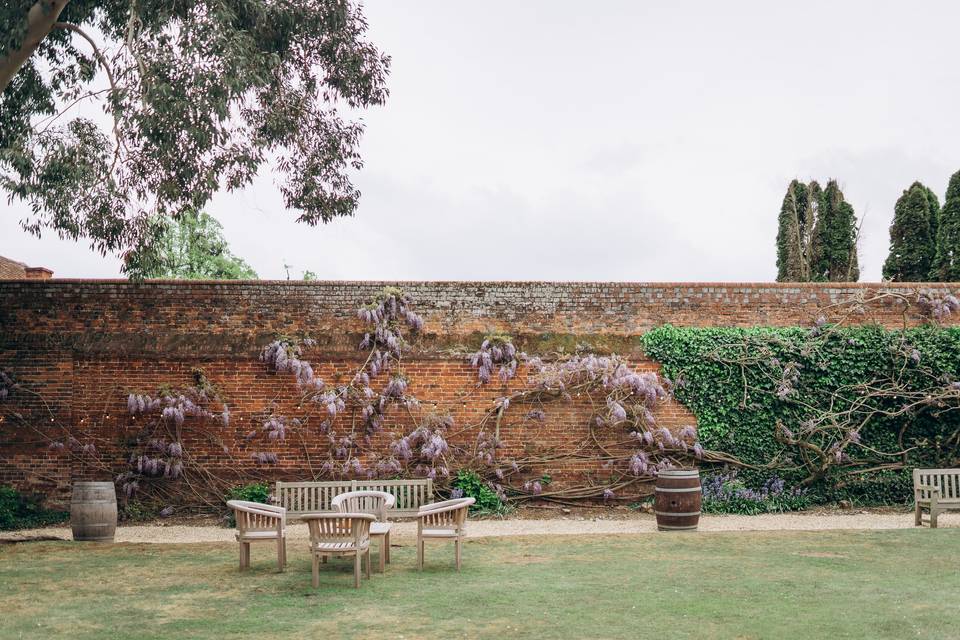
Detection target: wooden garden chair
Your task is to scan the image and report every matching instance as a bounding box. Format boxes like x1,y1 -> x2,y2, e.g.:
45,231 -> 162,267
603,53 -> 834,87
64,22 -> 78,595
331,490 -> 396,573
226,499 -> 287,572
416,497 -> 476,571
302,512 -> 376,588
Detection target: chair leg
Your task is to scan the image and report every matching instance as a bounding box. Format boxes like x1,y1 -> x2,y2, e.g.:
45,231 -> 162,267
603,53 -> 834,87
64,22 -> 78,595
455,538 -> 462,572
277,539 -> 284,572
379,537 -> 386,573
312,554 -> 320,588
238,543 -> 246,571
365,549 -> 371,579
354,553 -> 362,588
282,538 -> 288,567
241,542 -> 251,570
384,530 -> 391,565
915,503 -> 923,526
417,538 -> 423,571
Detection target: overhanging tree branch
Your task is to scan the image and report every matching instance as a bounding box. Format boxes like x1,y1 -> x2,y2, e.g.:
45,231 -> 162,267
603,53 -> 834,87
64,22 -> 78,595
0,0 -> 71,93
52,21 -> 118,95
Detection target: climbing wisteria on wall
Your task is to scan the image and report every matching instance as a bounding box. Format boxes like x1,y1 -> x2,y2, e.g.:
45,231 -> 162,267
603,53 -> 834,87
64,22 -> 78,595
29,285 -> 706,509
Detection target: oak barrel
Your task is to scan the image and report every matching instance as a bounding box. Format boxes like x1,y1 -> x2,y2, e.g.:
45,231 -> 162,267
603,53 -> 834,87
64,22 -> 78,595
654,468 -> 701,531
71,481 -> 117,542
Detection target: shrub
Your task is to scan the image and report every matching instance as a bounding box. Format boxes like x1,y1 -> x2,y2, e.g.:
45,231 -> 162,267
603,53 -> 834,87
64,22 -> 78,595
224,482 -> 271,526
451,471 -> 507,515
701,471 -> 810,515
0,485 -> 69,531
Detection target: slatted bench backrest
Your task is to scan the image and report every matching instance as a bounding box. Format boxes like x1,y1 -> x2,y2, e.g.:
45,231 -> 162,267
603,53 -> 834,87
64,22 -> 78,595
914,469 -> 960,502
275,479 -> 434,517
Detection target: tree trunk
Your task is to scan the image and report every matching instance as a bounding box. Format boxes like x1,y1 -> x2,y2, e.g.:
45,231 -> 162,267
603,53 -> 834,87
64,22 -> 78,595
0,0 -> 71,93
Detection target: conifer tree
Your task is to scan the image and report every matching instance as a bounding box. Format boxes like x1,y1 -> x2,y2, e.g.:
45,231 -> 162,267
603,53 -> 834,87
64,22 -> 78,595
932,171 -> 960,281
811,180 -> 860,282
775,180 -> 818,281
883,182 -> 939,281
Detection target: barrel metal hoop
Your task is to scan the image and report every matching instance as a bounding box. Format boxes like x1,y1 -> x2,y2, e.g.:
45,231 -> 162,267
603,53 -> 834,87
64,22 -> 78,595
654,510 -> 702,517
654,487 -> 701,493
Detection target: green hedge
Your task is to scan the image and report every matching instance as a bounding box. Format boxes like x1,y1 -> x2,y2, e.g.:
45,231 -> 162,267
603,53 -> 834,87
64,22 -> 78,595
0,486 -> 69,531
642,324 -> 960,505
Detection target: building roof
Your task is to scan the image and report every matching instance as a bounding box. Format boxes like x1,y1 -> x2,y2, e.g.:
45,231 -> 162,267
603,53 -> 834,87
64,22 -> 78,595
0,255 -> 53,279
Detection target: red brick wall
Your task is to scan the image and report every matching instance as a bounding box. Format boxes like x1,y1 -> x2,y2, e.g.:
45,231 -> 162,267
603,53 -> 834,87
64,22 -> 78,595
1,280 -> 956,507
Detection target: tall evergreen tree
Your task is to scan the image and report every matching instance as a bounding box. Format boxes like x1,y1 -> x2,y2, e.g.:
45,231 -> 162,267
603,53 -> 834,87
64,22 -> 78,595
925,184 -> 941,250
932,171 -> 960,281
775,180 -> 819,281
883,182 -> 939,281
811,180 -> 860,282
776,181 -> 803,281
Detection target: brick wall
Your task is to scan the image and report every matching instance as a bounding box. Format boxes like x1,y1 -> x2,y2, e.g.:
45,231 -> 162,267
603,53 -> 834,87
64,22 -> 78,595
0,280 -> 956,507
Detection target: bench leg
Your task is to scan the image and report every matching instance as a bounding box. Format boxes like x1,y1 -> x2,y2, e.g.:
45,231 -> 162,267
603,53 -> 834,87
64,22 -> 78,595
417,538 -> 424,571
312,554 -> 320,588
384,530 -> 391,565
931,507 -> 939,529
354,553 -> 362,588
915,502 -> 923,526
455,538 -> 462,572
277,538 -> 284,572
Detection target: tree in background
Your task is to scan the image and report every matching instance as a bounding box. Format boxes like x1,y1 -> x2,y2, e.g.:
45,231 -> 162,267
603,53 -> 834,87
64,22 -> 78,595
1,1 -> 389,277
810,180 -> 859,282
140,211 -> 257,280
776,180 -> 819,281
932,171 -> 960,281
882,182 -> 939,281
776,179 -> 859,282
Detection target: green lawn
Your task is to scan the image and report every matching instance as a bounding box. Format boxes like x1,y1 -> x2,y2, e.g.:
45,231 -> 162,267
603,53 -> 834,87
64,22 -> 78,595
1,529 -> 958,639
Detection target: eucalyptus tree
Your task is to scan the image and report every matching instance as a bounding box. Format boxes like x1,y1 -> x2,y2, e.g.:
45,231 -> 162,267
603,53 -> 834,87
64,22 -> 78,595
1,0 -> 389,277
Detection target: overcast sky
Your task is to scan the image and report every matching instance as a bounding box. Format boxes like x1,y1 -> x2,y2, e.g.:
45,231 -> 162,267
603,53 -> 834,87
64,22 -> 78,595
3,1 -> 959,281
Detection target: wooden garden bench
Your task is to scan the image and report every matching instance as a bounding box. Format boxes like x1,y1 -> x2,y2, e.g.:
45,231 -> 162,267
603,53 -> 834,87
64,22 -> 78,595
914,468 -> 960,528
274,479 -> 433,519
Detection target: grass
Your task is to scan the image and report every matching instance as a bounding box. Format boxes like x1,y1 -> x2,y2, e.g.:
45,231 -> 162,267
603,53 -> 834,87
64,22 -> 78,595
1,529 -> 959,639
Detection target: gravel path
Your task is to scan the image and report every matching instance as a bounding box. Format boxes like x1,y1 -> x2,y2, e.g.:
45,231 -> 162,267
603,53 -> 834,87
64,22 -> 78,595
3,511 -> 957,544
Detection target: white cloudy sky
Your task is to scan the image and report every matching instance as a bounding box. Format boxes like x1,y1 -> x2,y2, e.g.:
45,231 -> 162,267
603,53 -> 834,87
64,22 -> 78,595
3,1 -> 959,281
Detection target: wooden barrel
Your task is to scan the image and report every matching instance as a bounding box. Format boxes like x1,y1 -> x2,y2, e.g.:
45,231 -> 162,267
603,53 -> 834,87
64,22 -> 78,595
654,469 -> 702,531
71,482 -> 117,542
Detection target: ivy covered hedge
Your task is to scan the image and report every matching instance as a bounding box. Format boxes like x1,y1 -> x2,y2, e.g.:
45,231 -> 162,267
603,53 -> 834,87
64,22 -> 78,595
642,324 -> 960,505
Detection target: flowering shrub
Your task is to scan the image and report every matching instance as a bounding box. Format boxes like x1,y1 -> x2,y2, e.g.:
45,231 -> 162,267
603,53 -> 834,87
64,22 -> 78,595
451,470 -> 508,514
701,471 -> 810,515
